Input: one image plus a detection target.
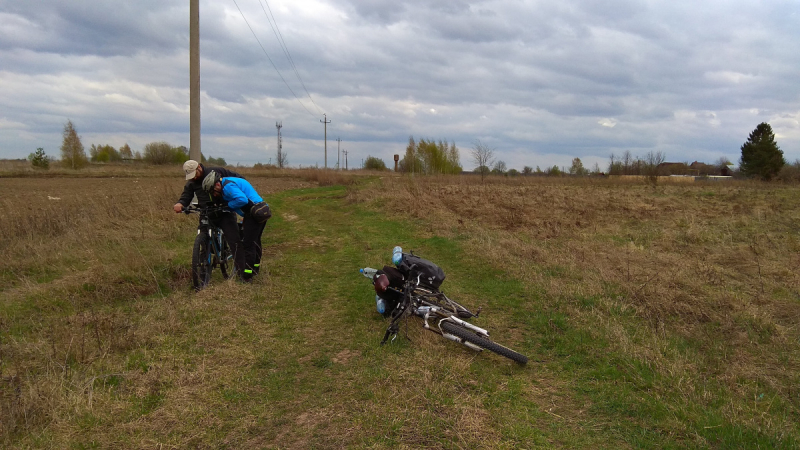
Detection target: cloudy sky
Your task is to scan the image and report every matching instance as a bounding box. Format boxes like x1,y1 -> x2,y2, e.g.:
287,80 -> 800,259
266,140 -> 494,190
1,0 -> 798,170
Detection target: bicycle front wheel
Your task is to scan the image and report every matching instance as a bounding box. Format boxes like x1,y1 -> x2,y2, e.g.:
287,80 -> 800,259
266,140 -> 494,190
219,234 -> 232,279
191,233 -> 212,291
440,321 -> 528,364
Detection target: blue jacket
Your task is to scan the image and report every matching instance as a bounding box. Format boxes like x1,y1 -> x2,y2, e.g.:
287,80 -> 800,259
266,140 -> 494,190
219,177 -> 264,217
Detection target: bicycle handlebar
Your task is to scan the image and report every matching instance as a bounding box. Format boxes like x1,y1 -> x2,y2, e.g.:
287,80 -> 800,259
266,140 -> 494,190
182,204 -> 233,215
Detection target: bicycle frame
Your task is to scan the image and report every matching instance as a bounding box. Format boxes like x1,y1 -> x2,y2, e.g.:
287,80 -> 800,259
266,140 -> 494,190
366,271 -> 480,345
187,205 -> 231,260
360,264 -> 528,364
201,222 -> 225,268
184,204 -> 237,289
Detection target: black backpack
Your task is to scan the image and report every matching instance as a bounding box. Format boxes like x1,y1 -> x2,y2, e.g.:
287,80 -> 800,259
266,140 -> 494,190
398,254 -> 446,290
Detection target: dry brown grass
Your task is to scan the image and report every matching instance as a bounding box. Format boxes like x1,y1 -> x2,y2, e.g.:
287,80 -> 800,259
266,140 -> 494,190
4,168 -> 799,447
347,175 -> 800,426
0,173 -> 314,445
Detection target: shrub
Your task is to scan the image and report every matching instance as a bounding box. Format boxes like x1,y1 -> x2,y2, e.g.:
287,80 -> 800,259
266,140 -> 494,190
205,156 -> 227,166
777,160 -> 800,183
364,156 -> 387,171
399,137 -> 462,174
546,165 -> 562,176
143,143 -> 189,165
89,144 -> 122,163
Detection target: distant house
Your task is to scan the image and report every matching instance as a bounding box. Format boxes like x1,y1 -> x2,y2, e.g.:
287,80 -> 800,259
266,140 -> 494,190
658,162 -> 689,175
659,161 -> 729,176
689,161 -> 719,176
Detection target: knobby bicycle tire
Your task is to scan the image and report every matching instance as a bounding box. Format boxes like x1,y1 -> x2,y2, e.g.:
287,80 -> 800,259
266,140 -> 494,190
440,321 -> 528,364
218,233 -> 232,280
191,233 -> 212,291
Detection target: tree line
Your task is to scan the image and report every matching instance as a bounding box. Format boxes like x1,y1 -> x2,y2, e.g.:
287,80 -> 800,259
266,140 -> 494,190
29,121 -> 790,182
361,137 -> 464,174
467,122 -> 788,181
30,120 -> 226,170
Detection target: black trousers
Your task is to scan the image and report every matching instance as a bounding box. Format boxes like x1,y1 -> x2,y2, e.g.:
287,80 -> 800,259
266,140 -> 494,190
205,212 -> 246,279
241,216 -> 266,278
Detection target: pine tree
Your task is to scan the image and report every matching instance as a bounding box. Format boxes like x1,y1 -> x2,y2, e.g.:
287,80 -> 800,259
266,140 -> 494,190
739,122 -> 784,180
60,120 -> 88,169
28,147 -> 50,169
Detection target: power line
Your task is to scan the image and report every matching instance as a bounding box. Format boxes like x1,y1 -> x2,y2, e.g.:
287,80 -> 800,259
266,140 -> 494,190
231,0 -> 317,118
257,0 -> 323,115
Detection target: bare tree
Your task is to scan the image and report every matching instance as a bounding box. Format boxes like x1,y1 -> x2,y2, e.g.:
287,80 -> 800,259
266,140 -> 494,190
471,140 -> 495,182
277,151 -> 288,168
644,150 -> 666,184
622,150 -> 634,175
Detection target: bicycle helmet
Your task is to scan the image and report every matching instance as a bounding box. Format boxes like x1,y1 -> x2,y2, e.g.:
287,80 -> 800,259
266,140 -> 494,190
202,170 -> 220,192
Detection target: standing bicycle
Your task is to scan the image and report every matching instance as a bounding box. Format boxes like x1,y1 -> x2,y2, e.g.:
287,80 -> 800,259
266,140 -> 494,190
172,160 -> 247,283
183,204 -> 241,290
202,171 -> 272,281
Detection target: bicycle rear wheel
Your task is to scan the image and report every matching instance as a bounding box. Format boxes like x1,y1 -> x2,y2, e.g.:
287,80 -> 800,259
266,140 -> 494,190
440,321 -> 528,364
191,233 -> 212,291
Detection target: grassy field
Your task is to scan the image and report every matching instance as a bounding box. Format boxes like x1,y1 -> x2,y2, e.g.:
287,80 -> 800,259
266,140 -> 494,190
2,167 -> 799,448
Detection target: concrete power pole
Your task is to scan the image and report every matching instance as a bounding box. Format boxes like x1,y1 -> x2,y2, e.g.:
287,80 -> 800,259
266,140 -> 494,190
189,0 -> 201,162
276,121 -> 283,168
336,138 -> 341,170
343,149 -> 348,170
320,113 -> 330,168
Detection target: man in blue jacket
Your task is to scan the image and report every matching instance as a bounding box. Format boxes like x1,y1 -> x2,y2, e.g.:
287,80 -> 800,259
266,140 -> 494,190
203,171 -> 271,280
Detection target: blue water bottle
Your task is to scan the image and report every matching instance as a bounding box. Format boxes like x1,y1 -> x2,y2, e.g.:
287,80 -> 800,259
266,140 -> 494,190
376,295 -> 386,314
392,246 -> 403,266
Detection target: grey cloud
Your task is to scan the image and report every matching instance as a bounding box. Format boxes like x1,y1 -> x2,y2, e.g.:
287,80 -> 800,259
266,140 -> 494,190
0,0 -> 798,170
0,1 -> 186,56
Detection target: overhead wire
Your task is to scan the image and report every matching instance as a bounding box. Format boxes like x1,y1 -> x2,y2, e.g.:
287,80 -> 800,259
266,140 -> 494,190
230,0 -> 319,119
257,0 -> 323,115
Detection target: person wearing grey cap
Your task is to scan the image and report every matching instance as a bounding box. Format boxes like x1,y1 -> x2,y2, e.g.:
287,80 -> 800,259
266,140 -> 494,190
172,160 -> 245,213
172,160 -> 248,280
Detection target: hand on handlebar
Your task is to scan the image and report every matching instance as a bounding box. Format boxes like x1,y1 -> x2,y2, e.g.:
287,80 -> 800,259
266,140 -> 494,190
180,204 -> 232,215
173,203 -> 184,213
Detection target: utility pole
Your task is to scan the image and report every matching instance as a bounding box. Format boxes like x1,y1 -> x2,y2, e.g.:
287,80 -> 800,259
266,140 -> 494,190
276,121 -> 283,168
343,149 -> 348,170
189,0 -> 201,162
320,113 -> 330,169
336,138 -> 341,170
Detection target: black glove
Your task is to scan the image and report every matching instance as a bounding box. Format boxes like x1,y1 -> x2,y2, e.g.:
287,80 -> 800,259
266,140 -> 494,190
242,201 -> 255,215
